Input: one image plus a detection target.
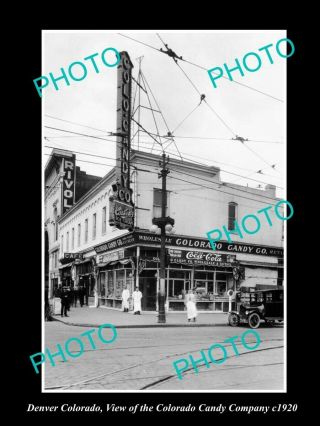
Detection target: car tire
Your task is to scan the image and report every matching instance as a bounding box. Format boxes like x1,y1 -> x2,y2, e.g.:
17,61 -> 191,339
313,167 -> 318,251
228,313 -> 240,327
248,312 -> 260,329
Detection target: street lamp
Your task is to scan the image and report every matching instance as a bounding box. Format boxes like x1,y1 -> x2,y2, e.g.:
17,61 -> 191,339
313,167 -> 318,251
151,218 -> 175,323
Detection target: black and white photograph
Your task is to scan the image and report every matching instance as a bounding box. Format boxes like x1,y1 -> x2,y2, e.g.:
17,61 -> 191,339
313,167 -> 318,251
41,30 -> 287,393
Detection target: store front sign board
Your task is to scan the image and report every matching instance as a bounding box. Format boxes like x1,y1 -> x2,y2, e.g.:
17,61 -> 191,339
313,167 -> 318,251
94,231 -> 283,257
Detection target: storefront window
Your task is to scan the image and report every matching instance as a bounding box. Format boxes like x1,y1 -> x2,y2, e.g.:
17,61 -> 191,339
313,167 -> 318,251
168,270 -> 191,299
107,271 -> 114,298
216,281 -> 227,296
100,272 -> 106,297
115,269 -> 125,299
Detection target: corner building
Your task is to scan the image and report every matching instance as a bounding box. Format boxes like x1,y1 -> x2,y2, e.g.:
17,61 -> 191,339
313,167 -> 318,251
57,149 -> 284,312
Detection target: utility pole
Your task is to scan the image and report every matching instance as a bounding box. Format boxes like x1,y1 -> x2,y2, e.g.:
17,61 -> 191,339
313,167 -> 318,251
152,153 -> 175,323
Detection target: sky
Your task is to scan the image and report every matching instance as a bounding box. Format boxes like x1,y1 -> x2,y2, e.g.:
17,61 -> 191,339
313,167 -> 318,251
42,30 -> 286,198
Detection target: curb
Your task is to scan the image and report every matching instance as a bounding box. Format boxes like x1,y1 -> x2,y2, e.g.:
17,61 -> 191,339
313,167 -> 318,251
52,317 -> 228,329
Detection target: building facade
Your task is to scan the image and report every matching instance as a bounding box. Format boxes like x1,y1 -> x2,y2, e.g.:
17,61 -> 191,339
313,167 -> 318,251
55,149 -> 284,313
44,149 -> 101,296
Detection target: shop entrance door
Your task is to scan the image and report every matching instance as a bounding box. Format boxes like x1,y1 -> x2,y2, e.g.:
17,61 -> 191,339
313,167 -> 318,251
139,276 -> 157,311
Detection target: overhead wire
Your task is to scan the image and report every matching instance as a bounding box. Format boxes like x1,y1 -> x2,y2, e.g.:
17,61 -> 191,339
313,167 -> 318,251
118,33 -> 284,103
44,129 -> 282,188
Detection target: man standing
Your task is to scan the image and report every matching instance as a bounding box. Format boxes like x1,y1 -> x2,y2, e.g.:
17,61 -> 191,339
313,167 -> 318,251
132,287 -> 143,315
73,287 -> 78,307
121,286 -> 130,313
60,287 -> 69,317
79,286 -> 85,307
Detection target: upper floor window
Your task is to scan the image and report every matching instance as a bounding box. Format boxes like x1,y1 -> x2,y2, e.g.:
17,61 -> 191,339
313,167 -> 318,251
66,231 -> 69,252
61,235 -> 64,255
153,189 -> 169,218
84,219 -> 88,243
228,202 -> 238,231
77,223 -> 81,247
92,213 -> 97,240
102,207 -> 106,234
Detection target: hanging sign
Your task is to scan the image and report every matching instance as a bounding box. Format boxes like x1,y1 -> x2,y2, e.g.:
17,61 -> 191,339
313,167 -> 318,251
109,51 -> 135,230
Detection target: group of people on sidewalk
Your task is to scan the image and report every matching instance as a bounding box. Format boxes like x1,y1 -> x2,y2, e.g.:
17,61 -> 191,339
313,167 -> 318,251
121,287 -> 198,322
57,286 -> 88,317
121,286 -> 142,315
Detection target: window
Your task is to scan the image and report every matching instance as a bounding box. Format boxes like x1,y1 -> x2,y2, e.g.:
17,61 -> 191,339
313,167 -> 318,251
84,218 -> 88,243
228,202 -> 238,231
71,228 -> 74,250
102,207 -> 106,234
77,223 -> 81,247
61,235 -> 64,255
92,213 -> 97,239
153,189 -> 169,218
66,231 -> 69,252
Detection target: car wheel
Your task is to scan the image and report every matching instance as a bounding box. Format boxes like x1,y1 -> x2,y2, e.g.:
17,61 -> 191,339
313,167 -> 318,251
228,313 -> 240,327
248,312 -> 260,329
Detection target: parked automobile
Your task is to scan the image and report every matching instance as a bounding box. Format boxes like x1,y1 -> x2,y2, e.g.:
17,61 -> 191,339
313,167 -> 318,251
228,287 -> 283,328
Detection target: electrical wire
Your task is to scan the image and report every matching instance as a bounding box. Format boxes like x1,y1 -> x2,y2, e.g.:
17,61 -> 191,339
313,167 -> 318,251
45,115 -> 110,134
44,131 -> 283,189
45,136 -> 282,189
118,33 -> 284,103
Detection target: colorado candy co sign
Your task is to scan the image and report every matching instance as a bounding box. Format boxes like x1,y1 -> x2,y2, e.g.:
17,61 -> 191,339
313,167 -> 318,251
94,232 -> 283,257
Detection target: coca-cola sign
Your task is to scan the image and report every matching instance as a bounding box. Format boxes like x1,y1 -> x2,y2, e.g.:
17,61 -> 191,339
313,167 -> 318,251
109,200 -> 134,229
169,249 -> 236,267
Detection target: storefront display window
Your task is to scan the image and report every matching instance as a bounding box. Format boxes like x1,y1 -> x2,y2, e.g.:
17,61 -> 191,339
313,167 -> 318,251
100,272 -> 106,297
107,270 -> 114,298
168,269 -> 191,299
115,269 -> 125,299
216,281 -> 227,296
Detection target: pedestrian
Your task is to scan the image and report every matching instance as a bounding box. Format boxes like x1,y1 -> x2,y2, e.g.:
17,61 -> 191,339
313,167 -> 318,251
85,282 -> 89,306
68,287 -> 73,312
121,286 -> 130,313
73,287 -> 78,307
185,289 -> 197,322
60,287 -> 69,317
79,286 -> 85,307
132,287 -> 142,315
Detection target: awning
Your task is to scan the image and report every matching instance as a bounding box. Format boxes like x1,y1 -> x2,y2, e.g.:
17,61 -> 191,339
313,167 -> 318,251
119,259 -> 132,265
75,258 -> 92,265
59,262 -> 73,269
96,258 -> 134,268
97,261 -> 112,268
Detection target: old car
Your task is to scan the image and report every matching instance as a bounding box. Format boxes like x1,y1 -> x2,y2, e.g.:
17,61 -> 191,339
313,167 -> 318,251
228,287 -> 283,328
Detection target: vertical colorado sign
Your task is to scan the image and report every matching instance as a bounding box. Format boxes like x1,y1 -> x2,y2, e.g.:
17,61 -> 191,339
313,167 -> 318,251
109,51 -> 135,230
61,155 -> 76,214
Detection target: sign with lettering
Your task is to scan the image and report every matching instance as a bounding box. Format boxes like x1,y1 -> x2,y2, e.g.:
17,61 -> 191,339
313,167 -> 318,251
168,249 -> 235,267
94,231 -> 283,257
97,249 -> 125,265
64,253 -> 83,260
109,200 -> 134,229
109,51 -> 134,230
61,155 -> 76,214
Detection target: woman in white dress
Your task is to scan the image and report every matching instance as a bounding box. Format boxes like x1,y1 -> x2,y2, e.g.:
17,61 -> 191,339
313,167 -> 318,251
185,289 -> 197,322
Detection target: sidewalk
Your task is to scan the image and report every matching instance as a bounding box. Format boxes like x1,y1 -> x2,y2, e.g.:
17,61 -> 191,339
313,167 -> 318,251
52,306 -> 229,328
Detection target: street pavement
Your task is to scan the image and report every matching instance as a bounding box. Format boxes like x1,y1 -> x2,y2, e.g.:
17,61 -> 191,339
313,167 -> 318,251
44,310 -> 284,391
52,305 -> 229,327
